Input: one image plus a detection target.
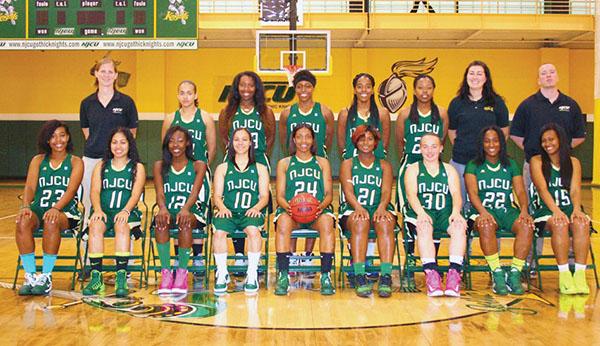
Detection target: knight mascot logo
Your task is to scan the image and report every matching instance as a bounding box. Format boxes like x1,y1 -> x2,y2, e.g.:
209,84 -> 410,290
378,58 -> 438,113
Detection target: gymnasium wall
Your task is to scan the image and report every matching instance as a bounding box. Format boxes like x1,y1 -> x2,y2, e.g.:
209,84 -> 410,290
0,47 -> 594,178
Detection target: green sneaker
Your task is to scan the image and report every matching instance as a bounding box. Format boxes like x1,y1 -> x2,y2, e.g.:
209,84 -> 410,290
115,270 -> 129,297
506,268 -> 525,295
274,271 -> 289,295
83,270 -> 105,296
573,270 -> 590,295
320,272 -> 335,296
559,271 -> 578,295
214,270 -> 230,294
18,273 -> 37,296
378,274 -> 393,298
354,274 -> 372,298
491,268 -> 508,295
30,273 -> 52,295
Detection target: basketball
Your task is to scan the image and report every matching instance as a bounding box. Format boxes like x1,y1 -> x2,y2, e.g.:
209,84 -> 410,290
289,193 -> 320,224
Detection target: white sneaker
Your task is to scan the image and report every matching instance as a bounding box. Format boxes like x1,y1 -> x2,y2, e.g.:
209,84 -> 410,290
214,270 -> 230,293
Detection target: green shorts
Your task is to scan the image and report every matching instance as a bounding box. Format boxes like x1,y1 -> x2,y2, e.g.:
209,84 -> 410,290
212,212 -> 264,234
469,207 -> 520,232
405,209 -> 451,233
533,204 -> 575,223
30,205 -> 80,228
274,205 -> 335,229
101,208 -> 142,230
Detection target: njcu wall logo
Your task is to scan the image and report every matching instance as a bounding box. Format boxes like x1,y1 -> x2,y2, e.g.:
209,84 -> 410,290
378,58 -> 438,113
219,81 -> 295,110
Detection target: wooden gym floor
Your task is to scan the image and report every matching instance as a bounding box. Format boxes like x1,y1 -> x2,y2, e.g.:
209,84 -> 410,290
0,182 -> 597,345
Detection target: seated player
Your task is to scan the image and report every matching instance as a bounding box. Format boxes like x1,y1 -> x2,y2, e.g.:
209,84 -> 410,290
16,120 -> 83,295
274,124 -> 335,296
212,128 -> 270,294
464,126 -> 533,295
530,123 -> 590,295
153,126 -> 209,294
404,133 -> 467,297
339,125 -> 396,298
83,128 -> 146,297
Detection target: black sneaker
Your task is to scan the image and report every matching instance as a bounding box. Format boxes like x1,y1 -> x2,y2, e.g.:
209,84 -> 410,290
378,274 -> 393,298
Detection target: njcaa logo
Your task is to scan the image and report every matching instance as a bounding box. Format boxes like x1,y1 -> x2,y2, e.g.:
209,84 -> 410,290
559,106 -> 571,112
378,58 -> 438,113
54,28 -> 75,36
112,107 -> 123,114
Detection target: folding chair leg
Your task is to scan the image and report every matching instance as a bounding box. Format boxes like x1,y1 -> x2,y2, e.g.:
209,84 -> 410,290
589,243 -> 600,288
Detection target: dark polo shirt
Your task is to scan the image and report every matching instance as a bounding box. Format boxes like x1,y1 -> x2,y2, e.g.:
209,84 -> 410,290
80,91 -> 138,158
510,90 -> 585,162
448,95 -> 509,164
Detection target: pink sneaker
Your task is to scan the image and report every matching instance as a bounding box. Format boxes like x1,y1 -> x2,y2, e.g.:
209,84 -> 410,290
171,268 -> 189,294
444,269 -> 462,297
425,269 -> 444,297
158,269 -> 174,294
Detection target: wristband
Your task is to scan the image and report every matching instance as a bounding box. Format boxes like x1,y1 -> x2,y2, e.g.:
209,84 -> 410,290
50,206 -> 60,212
20,205 -> 31,210
122,209 -> 131,216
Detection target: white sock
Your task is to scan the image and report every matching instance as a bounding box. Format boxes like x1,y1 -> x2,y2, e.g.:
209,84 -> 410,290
214,253 -> 228,274
557,264 -> 569,272
449,255 -> 464,265
575,263 -> 587,272
422,257 -> 436,265
367,242 -> 376,256
247,252 -> 260,274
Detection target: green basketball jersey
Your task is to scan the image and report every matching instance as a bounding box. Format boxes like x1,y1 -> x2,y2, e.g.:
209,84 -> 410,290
163,160 -> 201,215
286,103 -> 327,157
530,164 -> 574,218
342,111 -> 385,160
230,107 -> 268,167
340,157 -> 383,216
405,161 -> 452,218
285,156 -> 325,202
222,161 -> 260,214
465,158 -> 520,216
31,154 -> 79,218
403,112 -> 443,164
171,108 -> 208,163
100,160 -> 140,214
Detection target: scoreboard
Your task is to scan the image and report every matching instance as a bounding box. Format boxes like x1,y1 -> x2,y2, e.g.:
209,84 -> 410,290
0,0 -> 197,49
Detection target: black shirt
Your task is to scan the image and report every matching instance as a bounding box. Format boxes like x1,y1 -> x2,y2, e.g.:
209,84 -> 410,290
80,91 -> 138,158
448,95 -> 509,164
510,90 -> 585,162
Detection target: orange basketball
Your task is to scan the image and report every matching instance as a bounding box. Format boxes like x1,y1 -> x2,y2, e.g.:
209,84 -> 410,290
289,193 -> 320,224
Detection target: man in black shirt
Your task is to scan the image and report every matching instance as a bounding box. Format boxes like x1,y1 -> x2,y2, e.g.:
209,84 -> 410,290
510,63 -> 586,271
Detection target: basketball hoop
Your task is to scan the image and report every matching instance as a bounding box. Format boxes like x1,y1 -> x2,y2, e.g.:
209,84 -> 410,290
284,65 -> 303,87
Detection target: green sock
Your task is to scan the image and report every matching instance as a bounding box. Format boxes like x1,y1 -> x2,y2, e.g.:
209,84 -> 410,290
353,262 -> 366,275
485,253 -> 501,271
177,247 -> 191,270
157,241 -> 171,271
380,262 -> 393,275
511,257 -> 525,272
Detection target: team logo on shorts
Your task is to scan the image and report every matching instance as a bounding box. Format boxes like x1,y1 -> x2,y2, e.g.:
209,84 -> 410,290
378,58 -> 438,113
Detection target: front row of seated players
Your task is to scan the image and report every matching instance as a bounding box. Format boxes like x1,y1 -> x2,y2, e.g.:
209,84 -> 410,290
16,121 -> 592,297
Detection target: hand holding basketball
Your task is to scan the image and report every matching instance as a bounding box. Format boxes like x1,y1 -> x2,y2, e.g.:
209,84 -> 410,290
289,193 -> 320,224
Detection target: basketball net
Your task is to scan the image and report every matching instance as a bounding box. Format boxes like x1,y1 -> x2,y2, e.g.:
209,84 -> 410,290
284,65 -> 303,87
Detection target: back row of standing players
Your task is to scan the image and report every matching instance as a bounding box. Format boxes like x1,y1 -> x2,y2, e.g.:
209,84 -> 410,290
16,57 -> 590,298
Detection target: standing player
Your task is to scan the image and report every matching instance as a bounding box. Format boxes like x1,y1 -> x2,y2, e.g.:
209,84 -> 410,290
219,71 -> 276,268
464,126 -> 534,295
162,80 -> 216,281
212,128 -> 270,293
16,120 -> 83,295
274,124 -> 335,296
448,61 -> 509,208
529,123 -> 590,294
396,74 -> 447,291
337,73 -> 391,160
153,126 -> 209,294
339,125 -> 396,298
404,133 -> 467,297
83,128 -> 145,297
279,70 -> 335,270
